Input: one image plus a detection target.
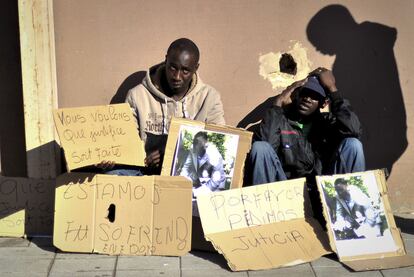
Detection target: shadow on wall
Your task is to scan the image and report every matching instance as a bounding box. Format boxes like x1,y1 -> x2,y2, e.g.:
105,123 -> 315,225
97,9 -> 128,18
110,71 -> 146,104
0,141 -> 61,239
0,0 -> 27,177
239,4 -> 408,176
306,4 -> 407,174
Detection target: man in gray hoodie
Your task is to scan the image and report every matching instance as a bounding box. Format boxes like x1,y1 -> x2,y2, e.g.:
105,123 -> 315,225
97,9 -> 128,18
105,38 -> 225,175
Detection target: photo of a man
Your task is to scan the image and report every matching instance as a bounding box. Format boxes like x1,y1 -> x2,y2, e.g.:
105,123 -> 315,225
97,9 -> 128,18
317,172 -> 400,257
180,131 -> 226,197
171,126 -> 239,200
332,178 -> 382,240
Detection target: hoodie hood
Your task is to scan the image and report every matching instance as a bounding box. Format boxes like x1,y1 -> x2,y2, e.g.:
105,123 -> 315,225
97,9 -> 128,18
125,62 -> 225,147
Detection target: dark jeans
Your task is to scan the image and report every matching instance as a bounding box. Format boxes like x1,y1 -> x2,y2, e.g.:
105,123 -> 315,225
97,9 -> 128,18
105,168 -> 144,176
104,166 -> 161,176
249,138 -> 366,185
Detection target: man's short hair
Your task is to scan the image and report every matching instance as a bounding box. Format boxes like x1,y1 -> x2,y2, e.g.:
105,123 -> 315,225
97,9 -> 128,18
194,131 -> 208,142
334,178 -> 348,187
167,38 -> 200,63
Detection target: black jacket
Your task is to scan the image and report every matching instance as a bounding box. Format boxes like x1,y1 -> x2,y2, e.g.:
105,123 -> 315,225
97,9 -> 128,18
255,92 -> 362,178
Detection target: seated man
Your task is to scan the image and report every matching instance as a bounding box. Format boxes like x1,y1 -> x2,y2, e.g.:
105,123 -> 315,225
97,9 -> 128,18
332,178 -> 381,239
105,38 -> 225,175
249,68 -> 365,184
179,131 -> 226,197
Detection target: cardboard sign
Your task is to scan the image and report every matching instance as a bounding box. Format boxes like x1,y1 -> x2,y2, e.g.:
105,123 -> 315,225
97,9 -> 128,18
53,103 -> 145,170
316,169 -> 414,271
54,173 -> 192,256
197,178 -> 331,271
162,117 -> 252,192
0,176 -> 55,237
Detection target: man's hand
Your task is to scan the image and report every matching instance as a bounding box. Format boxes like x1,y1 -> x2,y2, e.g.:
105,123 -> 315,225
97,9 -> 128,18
145,150 -> 161,167
310,67 -> 338,93
273,78 -> 307,107
95,160 -> 116,171
332,219 -> 351,231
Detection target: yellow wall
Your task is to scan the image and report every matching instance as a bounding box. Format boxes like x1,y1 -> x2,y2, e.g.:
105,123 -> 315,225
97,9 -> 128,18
53,0 -> 414,212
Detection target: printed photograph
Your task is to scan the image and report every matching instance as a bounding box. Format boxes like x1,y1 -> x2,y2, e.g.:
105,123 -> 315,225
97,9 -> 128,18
319,172 -> 398,257
171,125 -> 239,199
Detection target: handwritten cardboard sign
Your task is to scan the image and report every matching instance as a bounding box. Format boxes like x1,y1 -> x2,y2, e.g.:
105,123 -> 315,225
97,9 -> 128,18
53,173 -> 192,256
197,178 -> 331,271
53,104 -> 145,170
316,169 -> 414,271
0,176 -> 55,237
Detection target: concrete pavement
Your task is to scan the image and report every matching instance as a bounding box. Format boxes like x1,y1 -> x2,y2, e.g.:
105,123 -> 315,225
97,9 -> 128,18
0,214 -> 413,277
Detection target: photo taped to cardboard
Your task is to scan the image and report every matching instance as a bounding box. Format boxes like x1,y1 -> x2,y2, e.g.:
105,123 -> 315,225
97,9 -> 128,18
171,125 -> 239,200
317,171 -> 398,257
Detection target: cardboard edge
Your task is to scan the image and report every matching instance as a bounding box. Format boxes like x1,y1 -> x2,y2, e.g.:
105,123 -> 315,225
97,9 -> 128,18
342,254 -> 414,271
203,234 -> 239,271
314,175 -> 339,254
153,175 -> 193,189
54,103 -> 130,114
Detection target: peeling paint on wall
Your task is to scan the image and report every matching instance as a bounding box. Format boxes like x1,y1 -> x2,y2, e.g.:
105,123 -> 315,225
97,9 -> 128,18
259,41 -> 312,89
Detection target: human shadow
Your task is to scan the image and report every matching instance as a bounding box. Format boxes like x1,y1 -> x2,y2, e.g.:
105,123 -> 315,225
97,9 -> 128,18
306,4 -> 407,175
237,97 -> 276,186
110,70 -> 146,104
190,250 -> 231,271
394,215 -> 414,235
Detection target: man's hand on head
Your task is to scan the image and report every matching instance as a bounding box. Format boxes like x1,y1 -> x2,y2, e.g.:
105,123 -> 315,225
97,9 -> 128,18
310,67 -> 338,93
273,78 -> 307,107
145,150 -> 161,168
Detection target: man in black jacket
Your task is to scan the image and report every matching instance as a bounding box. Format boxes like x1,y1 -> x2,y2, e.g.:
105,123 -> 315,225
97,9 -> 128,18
250,68 -> 365,185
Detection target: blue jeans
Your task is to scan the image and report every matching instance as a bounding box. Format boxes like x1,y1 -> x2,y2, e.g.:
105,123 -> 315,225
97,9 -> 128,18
325,137 -> 366,175
105,168 -> 144,176
249,138 -> 365,185
249,141 -> 287,185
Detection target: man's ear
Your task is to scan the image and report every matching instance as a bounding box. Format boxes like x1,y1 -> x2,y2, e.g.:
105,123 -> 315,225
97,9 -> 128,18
320,98 -> 330,109
195,63 -> 200,71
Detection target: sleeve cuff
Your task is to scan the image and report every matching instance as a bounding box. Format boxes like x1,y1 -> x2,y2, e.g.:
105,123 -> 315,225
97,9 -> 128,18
329,91 -> 343,101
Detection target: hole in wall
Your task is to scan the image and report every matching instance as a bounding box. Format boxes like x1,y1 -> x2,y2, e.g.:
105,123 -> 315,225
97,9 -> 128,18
279,53 -> 297,75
